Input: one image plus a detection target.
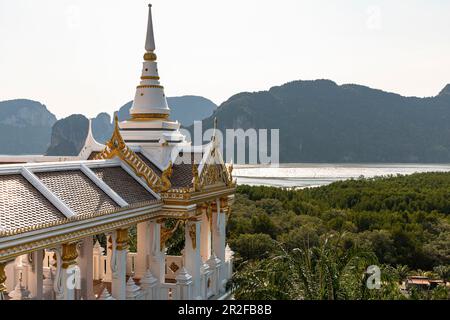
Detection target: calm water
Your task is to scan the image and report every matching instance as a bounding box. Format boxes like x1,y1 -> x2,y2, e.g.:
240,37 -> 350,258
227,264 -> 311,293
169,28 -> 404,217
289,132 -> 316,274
233,163 -> 450,188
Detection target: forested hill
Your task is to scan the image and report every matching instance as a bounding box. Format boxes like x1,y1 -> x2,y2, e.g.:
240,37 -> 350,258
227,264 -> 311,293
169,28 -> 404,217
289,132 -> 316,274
197,80 -> 450,163
0,99 -> 56,154
229,173 -> 450,300
230,172 -> 450,271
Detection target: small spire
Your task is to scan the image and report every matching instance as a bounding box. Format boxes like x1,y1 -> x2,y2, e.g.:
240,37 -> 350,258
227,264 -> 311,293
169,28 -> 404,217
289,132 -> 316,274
126,277 -> 142,300
211,117 -> 218,141
211,117 -> 219,147
98,287 -> 115,300
145,4 -> 156,52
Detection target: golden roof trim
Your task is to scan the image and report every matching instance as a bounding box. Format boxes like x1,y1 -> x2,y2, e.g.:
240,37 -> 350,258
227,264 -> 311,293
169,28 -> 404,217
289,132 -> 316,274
0,210 -> 174,262
141,76 -> 160,80
144,52 -> 157,61
93,115 -> 172,192
130,113 -> 169,120
137,84 -> 164,89
0,199 -> 161,238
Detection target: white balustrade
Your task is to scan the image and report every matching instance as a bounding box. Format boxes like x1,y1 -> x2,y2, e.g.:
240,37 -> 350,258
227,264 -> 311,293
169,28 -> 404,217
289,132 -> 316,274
1,223 -> 234,301
125,277 -> 143,300
200,263 -> 213,299
140,269 -> 158,300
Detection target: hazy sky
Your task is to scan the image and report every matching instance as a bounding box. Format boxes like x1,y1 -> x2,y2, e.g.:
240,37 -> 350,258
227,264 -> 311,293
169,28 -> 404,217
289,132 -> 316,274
0,0 -> 449,119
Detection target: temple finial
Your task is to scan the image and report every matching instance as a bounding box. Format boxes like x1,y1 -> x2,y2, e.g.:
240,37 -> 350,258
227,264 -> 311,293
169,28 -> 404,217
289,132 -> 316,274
212,117 -> 218,143
145,4 -> 156,52
114,113 -> 119,128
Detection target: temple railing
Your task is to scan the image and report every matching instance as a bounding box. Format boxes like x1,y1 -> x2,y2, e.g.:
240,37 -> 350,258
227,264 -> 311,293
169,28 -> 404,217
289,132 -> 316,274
201,264 -> 214,299
4,243 -> 234,300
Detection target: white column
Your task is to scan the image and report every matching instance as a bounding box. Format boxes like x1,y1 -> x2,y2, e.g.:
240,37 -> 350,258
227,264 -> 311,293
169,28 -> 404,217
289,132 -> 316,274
200,205 -> 211,263
212,199 -> 226,293
111,229 -> 128,300
112,249 -> 127,300
59,243 -> 79,300
212,200 -> 226,263
78,237 -> 94,300
43,252 -> 55,300
103,236 -> 112,283
135,221 -> 151,279
28,250 -> 43,300
149,221 -> 165,284
184,219 -> 202,300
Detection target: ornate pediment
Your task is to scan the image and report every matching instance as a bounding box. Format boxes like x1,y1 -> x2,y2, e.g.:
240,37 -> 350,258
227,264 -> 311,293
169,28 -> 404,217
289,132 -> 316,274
94,115 -> 172,192
199,163 -> 227,187
194,149 -> 234,191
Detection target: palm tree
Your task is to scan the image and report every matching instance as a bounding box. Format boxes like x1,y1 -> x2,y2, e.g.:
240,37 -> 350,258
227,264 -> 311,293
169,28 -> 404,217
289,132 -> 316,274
231,257 -> 293,300
231,234 -> 379,300
433,265 -> 450,282
394,265 -> 410,284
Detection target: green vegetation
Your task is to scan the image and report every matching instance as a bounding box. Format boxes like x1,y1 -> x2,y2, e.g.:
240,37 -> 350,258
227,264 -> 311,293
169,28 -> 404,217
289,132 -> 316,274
228,172 -> 450,300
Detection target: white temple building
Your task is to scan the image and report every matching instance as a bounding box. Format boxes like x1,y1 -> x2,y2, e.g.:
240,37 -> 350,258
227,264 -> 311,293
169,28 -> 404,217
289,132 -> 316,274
0,4 -> 235,300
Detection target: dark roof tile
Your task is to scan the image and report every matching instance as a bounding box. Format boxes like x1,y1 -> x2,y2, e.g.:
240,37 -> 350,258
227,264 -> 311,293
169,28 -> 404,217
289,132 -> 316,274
171,153 -> 203,188
0,174 -> 65,232
92,166 -> 156,204
36,170 -> 119,215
